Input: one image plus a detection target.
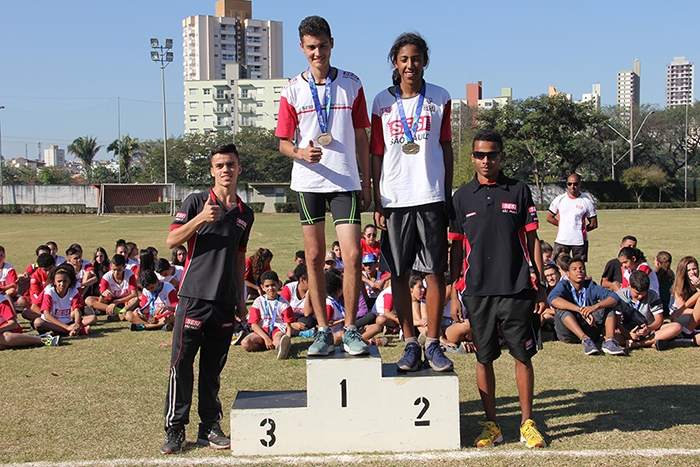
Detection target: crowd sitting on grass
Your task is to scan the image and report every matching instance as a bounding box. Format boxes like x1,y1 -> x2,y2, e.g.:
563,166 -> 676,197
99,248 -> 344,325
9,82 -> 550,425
1,231 -> 700,355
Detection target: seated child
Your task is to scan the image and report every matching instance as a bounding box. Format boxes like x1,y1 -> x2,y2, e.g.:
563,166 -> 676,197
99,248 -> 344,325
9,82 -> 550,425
46,241 -> 66,266
84,254 -> 138,319
0,245 -> 19,298
35,264 -> 96,337
65,246 -> 97,294
285,250 -> 305,281
616,270 -> 681,351
280,264 -> 316,335
240,270 -> 294,359
331,241 -> 344,272
654,251 -> 674,315
410,275 -> 428,339
442,277 -> 474,353
618,246 -> 660,294
540,240 -> 554,264
22,253 -> 56,322
541,263 -> 561,328
361,254 -> 389,309
126,269 -> 178,331
0,293 -> 60,348
549,257 -> 624,356
324,268 -> 346,346
155,258 -> 183,291
371,285 -> 400,334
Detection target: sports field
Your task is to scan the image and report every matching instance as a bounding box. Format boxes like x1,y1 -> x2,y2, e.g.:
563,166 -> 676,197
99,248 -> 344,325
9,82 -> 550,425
1,210 -> 700,466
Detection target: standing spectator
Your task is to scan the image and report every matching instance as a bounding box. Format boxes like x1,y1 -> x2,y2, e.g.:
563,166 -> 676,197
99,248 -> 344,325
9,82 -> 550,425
275,15 -> 371,357
546,173 -> 597,262
450,129 -> 547,449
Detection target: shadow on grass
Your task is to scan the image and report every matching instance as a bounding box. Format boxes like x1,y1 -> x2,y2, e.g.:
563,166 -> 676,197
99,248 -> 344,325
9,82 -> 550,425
459,385 -> 700,447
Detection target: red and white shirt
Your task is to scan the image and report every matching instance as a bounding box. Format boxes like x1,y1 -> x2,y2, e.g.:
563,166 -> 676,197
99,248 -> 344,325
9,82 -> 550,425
41,286 -> 82,324
276,68 -> 371,193
0,294 -> 21,333
139,282 -> 178,317
372,286 -> 394,315
548,193 -> 597,246
370,83 -> 452,208
0,262 -> 18,289
280,281 -> 306,317
29,269 -> 50,306
100,269 -> 137,299
622,262 -> 660,294
248,295 -> 294,334
74,262 -> 95,289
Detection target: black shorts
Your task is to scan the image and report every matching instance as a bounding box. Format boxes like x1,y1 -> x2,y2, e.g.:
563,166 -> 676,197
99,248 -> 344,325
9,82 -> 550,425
380,202 -> 447,276
462,289 -> 538,364
553,242 -> 589,262
297,191 -> 361,226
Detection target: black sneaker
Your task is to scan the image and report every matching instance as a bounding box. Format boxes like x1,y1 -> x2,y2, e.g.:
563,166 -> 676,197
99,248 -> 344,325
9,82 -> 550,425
161,425 -> 186,454
197,423 -> 230,449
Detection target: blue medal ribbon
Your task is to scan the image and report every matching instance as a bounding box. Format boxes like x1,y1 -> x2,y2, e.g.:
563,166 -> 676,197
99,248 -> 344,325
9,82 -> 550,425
569,282 -> 588,318
329,297 -> 346,319
395,82 -> 426,144
262,297 -> 279,336
307,67 -> 332,134
140,282 -> 163,317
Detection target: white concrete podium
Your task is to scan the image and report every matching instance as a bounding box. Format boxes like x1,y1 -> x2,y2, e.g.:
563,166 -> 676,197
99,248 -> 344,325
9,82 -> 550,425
230,346 -> 460,455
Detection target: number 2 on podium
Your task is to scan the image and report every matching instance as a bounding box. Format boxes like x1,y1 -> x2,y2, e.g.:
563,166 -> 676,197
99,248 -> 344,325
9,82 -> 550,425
414,397 -> 430,426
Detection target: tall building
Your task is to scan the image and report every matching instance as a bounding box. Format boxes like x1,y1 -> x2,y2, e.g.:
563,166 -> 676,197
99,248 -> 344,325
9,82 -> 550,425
466,82 -> 482,107
184,64 -> 288,134
182,1 -> 283,81
44,145 -> 65,167
617,59 -> 641,110
666,56 -> 694,108
581,83 -> 602,109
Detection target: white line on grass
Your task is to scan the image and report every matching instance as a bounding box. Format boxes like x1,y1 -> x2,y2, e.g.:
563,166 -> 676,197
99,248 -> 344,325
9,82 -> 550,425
4,449 -> 700,467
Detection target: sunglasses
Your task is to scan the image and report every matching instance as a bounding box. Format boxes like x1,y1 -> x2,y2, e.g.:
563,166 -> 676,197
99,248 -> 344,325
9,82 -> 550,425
365,233 -> 377,238
567,182 -> 580,186
472,151 -> 502,160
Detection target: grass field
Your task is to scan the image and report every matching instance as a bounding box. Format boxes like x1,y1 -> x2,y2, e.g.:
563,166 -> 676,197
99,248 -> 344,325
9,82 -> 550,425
2,210 -> 700,466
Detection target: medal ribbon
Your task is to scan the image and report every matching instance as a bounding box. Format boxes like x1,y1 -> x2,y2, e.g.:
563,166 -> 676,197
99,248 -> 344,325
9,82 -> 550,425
329,297 -> 346,319
569,282 -> 587,318
262,297 -> 279,336
308,67 -> 332,134
395,82 -> 426,144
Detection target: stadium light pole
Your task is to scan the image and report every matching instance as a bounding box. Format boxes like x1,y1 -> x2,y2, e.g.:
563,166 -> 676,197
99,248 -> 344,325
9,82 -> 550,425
0,105 -> 5,207
150,38 -> 173,184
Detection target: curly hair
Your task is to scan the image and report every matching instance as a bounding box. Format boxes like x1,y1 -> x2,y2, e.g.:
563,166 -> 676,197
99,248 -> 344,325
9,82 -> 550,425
250,248 -> 273,282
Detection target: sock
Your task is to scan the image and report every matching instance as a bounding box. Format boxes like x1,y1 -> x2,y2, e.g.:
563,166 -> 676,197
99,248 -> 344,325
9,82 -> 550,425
405,336 -> 418,344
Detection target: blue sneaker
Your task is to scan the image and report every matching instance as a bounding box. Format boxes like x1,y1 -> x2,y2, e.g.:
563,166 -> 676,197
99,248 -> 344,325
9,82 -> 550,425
307,327 -> 334,356
424,341 -> 454,372
397,342 -> 422,372
130,323 -> 146,332
342,325 -> 369,356
298,328 -> 316,339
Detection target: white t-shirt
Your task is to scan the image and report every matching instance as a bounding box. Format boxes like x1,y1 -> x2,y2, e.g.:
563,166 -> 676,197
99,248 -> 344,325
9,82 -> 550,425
0,262 -> 17,288
371,286 -> 393,315
370,83 -> 452,208
280,281 -> 306,317
275,68 -> 371,193
548,193 -> 597,246
100,269 -> 136,299
41,286 -> 82,324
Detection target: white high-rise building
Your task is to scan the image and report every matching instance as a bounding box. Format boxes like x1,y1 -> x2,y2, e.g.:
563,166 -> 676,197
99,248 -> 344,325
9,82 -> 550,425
44,145 -> 65,167
617,59 -> 641,110
182,1 -> 283,82
666,56 -> 694,108
581,83 -> 602,109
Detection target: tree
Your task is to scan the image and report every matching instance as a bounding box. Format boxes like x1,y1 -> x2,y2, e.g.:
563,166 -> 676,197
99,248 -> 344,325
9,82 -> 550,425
234,127 -> 292,183
67,136 -> 102,182
37,166 -> 72,185
107,135 -> 140,183
620,165 -> 669,204
92,165 -> 119,183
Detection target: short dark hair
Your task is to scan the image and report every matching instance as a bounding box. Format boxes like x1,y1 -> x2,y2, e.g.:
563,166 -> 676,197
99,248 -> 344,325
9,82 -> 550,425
298,15 -> 331,41
556,254 -> 572,271
325,268 -> 343,297
540,240 -> 553,254
363,224 -> 377,232
295,250 -> 306,261
210,143 -> 240,162
155,258 -> 171,274
111,254 -> 126,267
544,263 -> 559,274
139,269 -> 159,289
65,247 -> 81,257
68,243 -> 83,254
46,241 -> 58,250
37,253 -> 55,268
36,245 -> 50,256
622,235 -> 637,244
0,245 -> 4,254
473,129 -> 504,152
260,270 -> 280,284
50,263 -> 76,289
408,275 -> 423,289
629,270 -> 650,292
294,264 -> 308,281
568,257 -> 586,270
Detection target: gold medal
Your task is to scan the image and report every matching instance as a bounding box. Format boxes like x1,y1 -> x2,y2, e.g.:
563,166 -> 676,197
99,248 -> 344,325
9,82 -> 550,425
402,142 -> 420,154
318,132 -> 333,146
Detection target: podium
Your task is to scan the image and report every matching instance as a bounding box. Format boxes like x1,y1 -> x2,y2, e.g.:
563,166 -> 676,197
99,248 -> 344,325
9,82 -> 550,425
230,346 -> 460,455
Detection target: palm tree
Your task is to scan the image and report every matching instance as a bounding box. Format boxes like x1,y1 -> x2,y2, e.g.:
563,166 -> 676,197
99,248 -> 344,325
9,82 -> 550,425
67,136 -> 102,182
107,135 -> 140,183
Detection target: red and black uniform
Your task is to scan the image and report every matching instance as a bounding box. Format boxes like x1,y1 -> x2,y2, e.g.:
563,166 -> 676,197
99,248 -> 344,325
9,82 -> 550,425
449,172 -> 539,364
164,189 -> 254,433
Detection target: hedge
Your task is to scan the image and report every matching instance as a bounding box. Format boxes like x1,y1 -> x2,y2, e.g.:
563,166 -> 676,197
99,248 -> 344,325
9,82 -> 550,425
248,202 -> 265,213
114,201 -> 177,214
535,202 -> 700,211
0,204 -> 97,214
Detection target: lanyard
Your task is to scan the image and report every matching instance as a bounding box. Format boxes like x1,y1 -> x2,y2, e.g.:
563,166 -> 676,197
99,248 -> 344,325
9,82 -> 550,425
308,67 -> 332,134
141,282 -> 163,315
395,82 -> 426,144
262,297 -> 279,336
569,283 -> 587,308
329,297 -> 346,318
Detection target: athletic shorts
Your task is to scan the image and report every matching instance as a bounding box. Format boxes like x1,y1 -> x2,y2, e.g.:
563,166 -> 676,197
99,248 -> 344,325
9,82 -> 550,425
462,289 -> 537,364
553,307 -> 611,343
380,202 -> 447,276
297,191 -> 361,226
553,242 -> 589,262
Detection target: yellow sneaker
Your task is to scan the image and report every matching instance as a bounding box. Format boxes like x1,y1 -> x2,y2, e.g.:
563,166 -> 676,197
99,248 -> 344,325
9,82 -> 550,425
519,419 -> 546,448
474,421 -> 503,447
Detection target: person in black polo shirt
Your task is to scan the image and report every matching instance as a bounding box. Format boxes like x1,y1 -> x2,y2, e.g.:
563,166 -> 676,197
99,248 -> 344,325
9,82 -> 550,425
161,143 -> 254,455
449,130 -> 547,449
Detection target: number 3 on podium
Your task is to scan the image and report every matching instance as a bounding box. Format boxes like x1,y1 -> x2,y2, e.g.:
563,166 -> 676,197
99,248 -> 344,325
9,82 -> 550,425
259,418 -> 276,447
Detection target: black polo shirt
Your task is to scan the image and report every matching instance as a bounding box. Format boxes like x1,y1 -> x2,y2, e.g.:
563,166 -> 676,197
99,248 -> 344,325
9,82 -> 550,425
171,189 -> 254,304
449,172 -> 538,297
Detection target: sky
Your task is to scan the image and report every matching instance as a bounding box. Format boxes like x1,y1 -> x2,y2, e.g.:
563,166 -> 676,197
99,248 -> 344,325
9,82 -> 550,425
1,0 -> 699,162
